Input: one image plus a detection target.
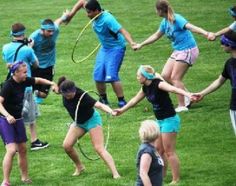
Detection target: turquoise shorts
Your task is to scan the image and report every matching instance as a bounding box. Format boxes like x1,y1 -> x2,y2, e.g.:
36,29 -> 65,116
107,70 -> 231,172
73,110 -> 102,132
156,114 -> 181,133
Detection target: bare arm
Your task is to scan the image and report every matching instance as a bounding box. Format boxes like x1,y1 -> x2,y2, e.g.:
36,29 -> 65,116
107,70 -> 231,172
185,23 -> 209,38
54,10 -> 70,26
119,28 -> 135,46
34,78 -> 57,92
66,0 -> 85,24
139,154 -> 152,186
200,75 -> 226,97
134,30 -> 164,50
94,101 -> 115,115
116,89 -> 145,115
0,97 -> 16,124
214,27 -> 231,38
158,81 -> 192,98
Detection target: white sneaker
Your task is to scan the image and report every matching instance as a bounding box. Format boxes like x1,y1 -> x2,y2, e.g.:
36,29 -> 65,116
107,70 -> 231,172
175,106 -> 188,113
184,95 -> 191,107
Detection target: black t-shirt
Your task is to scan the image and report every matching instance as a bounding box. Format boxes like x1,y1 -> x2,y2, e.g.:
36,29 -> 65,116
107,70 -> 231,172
63,88 -> 97,124
142,79 -> 176,120
136,143 -> 163,186
221,57 -> 236,110
0,77 -> 35,119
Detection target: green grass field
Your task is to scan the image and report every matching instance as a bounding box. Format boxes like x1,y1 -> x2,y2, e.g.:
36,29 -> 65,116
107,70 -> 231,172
0,0 -> 236,185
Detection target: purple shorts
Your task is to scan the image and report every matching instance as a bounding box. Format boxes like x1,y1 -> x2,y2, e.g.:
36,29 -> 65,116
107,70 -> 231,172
170,46 -> 199,66
0,117 -> 27,145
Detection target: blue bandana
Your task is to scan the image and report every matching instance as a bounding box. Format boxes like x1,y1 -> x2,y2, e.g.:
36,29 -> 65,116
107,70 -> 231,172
10,29 -> 25,36
10,61 -> 26,74
220,35 -> 236,48
138,66 -> 155,80
40,20 -> 55,30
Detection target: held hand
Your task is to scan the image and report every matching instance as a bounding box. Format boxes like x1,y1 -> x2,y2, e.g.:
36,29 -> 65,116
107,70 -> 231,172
132,43 -> 142,51
191,93 -> 204,102
6,115 -> 16,124
207,32 -> 216,41
51,83 -> 59,94
113,109 -> 123,116
61,9 -> 71,23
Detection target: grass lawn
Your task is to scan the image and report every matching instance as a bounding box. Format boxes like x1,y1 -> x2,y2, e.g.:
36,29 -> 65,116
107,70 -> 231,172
0,0 -> 236,185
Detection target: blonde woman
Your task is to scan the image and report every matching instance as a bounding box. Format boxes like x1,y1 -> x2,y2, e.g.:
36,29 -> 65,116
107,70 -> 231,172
136,120 -> 163,186
116,65 -> 197,184
134,0 -> 211,112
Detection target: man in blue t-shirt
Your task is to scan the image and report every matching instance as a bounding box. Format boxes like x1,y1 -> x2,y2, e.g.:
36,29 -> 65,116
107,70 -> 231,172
29,10 -> 69,103
66,0 -> 135,107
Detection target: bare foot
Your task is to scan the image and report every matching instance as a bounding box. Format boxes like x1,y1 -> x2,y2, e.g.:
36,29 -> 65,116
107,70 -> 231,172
113,174 -> 121,179
72,166 -> 85,176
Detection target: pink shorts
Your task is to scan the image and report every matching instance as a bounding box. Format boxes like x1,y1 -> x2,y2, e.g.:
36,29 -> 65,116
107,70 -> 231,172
169,47 -> 199,66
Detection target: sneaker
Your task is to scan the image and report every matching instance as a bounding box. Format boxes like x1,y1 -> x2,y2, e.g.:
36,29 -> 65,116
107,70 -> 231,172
31,139 -> 49,151
175,106 -> 188,113
118,100 -> 127,108
184,95 -> 191,107
99,98 -> 109,105
1,182 -> 10,186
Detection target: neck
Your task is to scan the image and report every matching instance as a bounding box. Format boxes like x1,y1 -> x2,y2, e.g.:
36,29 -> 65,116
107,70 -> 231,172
144,79 -> 152,86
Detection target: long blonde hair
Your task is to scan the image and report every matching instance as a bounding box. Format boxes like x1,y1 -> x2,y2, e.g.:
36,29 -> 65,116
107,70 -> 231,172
156,0 -> 175,23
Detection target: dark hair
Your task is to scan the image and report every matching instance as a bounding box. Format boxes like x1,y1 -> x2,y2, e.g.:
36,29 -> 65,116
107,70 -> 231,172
57,76 -> 76,93
232,6 -> 236,12
41,19 -> 54,26
85,0 -> 102,11
11,23 -> 25,36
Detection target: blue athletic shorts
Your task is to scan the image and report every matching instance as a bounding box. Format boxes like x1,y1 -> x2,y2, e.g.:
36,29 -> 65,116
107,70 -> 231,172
156,114 -> 181,133
93,47 -> 126,82
73,110 -> 102,132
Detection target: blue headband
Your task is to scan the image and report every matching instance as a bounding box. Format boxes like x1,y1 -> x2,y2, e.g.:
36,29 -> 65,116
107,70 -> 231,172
139,66 -> 155,80
10,29 -> 25,36
41,23 -> 55,31
10,61 -> 26,74
229,7 -> 236,17
220,35 -> 236,48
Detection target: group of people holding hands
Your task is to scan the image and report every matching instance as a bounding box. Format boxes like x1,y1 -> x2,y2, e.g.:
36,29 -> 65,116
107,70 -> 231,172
0,0 -> 236,186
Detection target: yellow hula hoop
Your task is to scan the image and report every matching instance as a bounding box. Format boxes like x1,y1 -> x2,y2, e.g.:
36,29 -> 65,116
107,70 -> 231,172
71,12 -> 102,64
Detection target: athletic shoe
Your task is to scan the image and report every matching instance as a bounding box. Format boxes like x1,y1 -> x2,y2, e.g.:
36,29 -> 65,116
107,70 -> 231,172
118,100 -> 127,108
175,106 -> 188,113
31,139 -> 49,151
99,98 -> 109,105
1,182 -> 10,186
184,95 -> 191,108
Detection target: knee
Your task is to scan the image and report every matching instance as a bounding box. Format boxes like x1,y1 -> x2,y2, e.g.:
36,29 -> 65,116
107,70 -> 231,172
6,148 -> 17,157
94,145 -> 105,155
63,142 -> 73,153
165,150 -> 176,158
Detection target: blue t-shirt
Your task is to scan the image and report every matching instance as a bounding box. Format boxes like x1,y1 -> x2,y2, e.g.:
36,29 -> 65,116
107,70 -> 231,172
2,41 -> 37,77
92,11 -> 126,49
136,143 -> 163,186
159,13 -> 197,50
30,25 -> 59,68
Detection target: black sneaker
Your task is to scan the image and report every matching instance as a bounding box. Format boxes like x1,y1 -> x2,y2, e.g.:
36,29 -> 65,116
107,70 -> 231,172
31,139 -> 49,151
99,98 -> 109,105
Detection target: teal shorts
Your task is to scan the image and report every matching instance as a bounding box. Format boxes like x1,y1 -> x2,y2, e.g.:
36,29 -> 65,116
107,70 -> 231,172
156,114 -> 181,133
73,110 -> 102,132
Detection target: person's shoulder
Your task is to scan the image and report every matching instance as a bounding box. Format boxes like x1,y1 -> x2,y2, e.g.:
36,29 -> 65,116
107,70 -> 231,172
30,29 -> 41,38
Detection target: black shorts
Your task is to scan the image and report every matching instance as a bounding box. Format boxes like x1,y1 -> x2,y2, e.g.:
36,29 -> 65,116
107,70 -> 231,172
32,66 -> 54,95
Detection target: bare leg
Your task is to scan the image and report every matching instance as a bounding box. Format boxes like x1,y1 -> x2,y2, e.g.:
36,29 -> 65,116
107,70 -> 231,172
17,142 -> 30,182
2,143 -> 17,184
63,125 -> 85,176
162,133 -> 180,183
89,126 -> 120,179
96,82 -> 106,95
29,123 -> 37,142
111,81 -> 124,98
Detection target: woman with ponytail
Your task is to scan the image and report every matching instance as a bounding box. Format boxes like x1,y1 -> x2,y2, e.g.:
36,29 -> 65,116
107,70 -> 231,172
57,76 -> 120,179
134,0 -> 212,113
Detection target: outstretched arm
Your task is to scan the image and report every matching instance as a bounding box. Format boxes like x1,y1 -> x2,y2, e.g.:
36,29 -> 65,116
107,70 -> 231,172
54,9 -> 70,26
115,89 -> 145,116
119,28 -> 136,47
65,0 -> 86,24
214,27 -> 231,38
133,30 -> 164,50
185,23 -> 213,39
94,101 -> 116,116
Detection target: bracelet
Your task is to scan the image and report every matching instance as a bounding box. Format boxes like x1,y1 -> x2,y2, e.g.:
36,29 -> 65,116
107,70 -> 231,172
61,15 -> 68,21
